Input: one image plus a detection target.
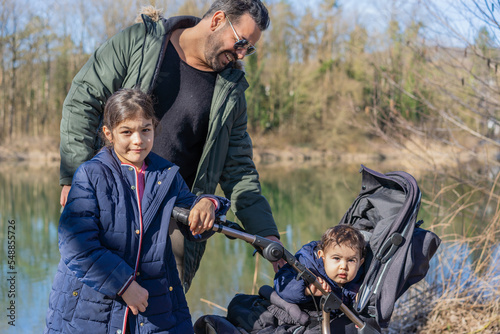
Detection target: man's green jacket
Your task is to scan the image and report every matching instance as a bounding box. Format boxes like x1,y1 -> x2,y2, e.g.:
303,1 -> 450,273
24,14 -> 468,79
59,11 -> 279,290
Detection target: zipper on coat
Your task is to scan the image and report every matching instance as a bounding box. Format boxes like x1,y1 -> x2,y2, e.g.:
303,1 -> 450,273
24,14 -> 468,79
148,28 -> 171,93
148,33 -> 170,92
121,164 -> 145,334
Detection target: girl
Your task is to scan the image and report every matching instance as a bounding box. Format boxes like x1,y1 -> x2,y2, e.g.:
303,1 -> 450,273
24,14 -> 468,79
45,88 -> 229,334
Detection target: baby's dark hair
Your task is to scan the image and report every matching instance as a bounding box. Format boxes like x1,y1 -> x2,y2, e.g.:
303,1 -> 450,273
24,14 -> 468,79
319,225 -> 366,259
102,88 -> 158,136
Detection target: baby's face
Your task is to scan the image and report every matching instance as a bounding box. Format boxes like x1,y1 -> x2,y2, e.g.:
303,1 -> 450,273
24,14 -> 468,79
318,244 -> 364,287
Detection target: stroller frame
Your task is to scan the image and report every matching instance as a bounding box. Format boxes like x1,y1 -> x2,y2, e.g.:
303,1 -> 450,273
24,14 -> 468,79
172,207 -> 380,334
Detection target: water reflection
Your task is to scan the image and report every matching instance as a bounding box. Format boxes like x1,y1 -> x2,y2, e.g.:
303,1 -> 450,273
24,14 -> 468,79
431,242 -> 500,298
0,164 -> 498,333
0,166 -> 60,333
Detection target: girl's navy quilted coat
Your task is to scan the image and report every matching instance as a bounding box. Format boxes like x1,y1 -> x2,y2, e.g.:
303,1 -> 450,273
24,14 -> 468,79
45,147 -> 229,334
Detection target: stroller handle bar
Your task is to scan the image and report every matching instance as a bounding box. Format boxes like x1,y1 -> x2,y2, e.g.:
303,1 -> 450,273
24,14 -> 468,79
172,207 -> 380,334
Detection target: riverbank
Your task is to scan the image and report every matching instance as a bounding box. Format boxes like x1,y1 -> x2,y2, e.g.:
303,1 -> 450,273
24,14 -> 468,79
252,134 -> 498,180
0,136 -> 60,167
1,135 -> 495,176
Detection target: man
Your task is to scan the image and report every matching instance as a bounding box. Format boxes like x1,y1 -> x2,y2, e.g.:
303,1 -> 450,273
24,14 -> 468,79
59,0 -> 283,292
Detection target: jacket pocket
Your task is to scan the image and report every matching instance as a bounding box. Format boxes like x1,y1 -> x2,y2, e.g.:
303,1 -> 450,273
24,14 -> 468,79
74,283 -> 114,323
60,275 -> 84,322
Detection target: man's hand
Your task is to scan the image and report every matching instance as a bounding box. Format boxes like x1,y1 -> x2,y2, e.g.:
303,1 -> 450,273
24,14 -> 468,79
60,185 -> 71,207
264,235 -> 287,273
122,280 -> 149,315
305,276 -> 331,297
188,198 -> 216,235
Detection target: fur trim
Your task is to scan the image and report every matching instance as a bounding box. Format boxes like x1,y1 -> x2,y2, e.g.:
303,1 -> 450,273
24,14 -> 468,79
234,60 -> 245,72
135,6 -> 163,23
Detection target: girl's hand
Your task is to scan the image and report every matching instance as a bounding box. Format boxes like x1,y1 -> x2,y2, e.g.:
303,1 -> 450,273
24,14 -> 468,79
60,185 -> 71,207
122,280 -> 149,315
305,277 -> 331,297
188,198 -> 216,235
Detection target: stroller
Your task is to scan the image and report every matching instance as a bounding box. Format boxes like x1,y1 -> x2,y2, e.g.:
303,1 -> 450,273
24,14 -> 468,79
173,165 -> 441,333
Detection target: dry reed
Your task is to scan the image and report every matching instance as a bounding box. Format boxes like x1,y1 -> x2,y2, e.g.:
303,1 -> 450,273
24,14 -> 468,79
385,175 -> 500,334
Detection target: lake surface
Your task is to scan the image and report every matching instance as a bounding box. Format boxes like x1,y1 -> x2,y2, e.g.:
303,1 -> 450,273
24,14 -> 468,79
0,163 -> 497,333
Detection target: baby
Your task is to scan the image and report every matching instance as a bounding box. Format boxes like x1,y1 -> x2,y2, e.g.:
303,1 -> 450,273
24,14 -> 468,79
274,225 -> 365,312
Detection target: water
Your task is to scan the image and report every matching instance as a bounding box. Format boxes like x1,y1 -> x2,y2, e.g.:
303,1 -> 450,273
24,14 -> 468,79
0,163 -> 497,333
0,166 -> 61,333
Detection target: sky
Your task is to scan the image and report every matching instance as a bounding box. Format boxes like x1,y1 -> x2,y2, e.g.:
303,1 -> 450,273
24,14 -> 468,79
23,0 -> 497,51
292,0 -> 492,47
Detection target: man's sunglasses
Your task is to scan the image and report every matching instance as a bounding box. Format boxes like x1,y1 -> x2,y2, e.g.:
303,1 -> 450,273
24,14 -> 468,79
226,16 -> 257,56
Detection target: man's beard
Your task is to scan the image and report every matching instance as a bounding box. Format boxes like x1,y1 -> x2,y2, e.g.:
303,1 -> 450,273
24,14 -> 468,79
204,30 -> 236,72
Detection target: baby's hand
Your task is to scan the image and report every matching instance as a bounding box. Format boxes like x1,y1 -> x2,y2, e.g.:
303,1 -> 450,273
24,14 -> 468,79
188,198 -> 216,235
305,277 -> 331,297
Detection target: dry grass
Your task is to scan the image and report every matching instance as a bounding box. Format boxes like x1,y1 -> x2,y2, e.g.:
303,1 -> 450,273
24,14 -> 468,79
385,173 -> 500,334
386,261 -> 500,334
424,302 -> 500,333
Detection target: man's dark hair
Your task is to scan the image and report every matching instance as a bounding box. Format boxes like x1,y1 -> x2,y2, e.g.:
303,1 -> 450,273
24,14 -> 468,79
203,0 -> 270,31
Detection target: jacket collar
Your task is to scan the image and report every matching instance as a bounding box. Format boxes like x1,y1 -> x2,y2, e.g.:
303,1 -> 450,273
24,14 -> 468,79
162,15 -> 200,34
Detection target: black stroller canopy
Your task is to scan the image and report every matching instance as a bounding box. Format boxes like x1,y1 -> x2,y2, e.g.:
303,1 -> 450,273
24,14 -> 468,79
341,165 -> 440,328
